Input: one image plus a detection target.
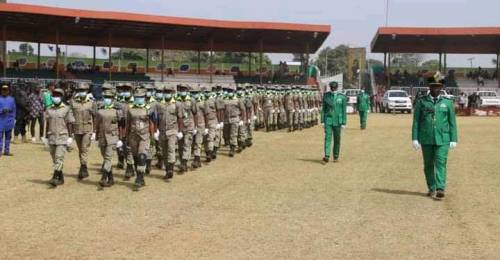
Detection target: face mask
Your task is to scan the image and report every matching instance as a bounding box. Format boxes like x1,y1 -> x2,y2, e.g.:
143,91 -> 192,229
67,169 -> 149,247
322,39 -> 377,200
179,92 -> 187,97
79,91 -> 87,98
155,93 -> 163,99
228,93 -> 235,98
164,94 -> 172,100
122,92 -> 131,98
134,97 -> 145,106
52,97 -> 62,105
104,98 -> 113,106
146,91 -> 153,97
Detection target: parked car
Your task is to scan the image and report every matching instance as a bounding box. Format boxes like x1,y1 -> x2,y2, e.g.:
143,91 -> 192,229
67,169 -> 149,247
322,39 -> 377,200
382,90 -> 412,113
476,91 -> 500,107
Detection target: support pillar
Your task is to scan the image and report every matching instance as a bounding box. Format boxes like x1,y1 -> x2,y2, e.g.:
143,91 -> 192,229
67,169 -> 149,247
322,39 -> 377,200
55,29 -> 60,80
161,36 -> 165,82
497,53 -> 499,88
197,50 -> 201,74
248,51 -> 251,76
438,53 -> 442,73
444,53 -> 447,75
92,45 -> 96,70
259,39 -> 263,85
37,42 -> 41,71
1,25 -> 5,78
209,38 -> 214,84
145,48 -> 149,74
305,43 -> 310,85
383,52 -> 387,90
387,53 -> 392,89
108,33 -> 112,81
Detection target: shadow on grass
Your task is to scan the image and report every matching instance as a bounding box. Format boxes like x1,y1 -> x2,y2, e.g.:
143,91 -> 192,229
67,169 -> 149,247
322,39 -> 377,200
297,158 -> 325,165
371,188 -> 428,197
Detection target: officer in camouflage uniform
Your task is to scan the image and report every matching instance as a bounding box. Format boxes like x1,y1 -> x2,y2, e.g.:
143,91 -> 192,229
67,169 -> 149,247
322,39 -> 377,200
213,85 -> 225,159
116,83 -> 136,178
144,83 -> 158,174
126,88 -> 155,188
177,84 -> 196,173
155,84 -> 181,180
191,85 -> 206,169
255,86 -> 264,130
293,87 -> 302,131
202,86 -> 219,162
151,82 -> 165,169
43,88 -> 75,187
70,82 -> 96,180
224,86 -> 246,156
271,87 -> 280,130
262,88 -> 274,132
244,85 -> 256,147
236,86 -> 247,151
95,89 -> 124,187
284,87 -> 295,132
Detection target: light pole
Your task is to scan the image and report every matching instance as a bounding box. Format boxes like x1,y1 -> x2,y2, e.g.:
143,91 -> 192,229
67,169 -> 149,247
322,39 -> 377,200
385,0 -> 390,26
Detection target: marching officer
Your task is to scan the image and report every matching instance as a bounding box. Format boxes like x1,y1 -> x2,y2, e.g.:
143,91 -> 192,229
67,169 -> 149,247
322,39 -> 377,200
155,84 -> 182,179
284,87 -> 295,132
126,88 -> 155,188
356,89 -> 370,130
177,84 -> 196,173
224,86 -> 246,157
43,88 -> 75,187
262,88 -> 274,132
243,85 -> 256,147
203,86 -> 219,162
95,88 -> 124,187
412,76 -> 458,200
116,83 -> 136,179
191,85 -> 206,169
70,82 -> 96,180
214,85 -> 225,159
321,82 -> 347,163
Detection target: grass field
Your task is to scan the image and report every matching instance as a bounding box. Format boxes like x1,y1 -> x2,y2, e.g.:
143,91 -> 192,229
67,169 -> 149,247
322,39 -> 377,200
0,114 -> 499,259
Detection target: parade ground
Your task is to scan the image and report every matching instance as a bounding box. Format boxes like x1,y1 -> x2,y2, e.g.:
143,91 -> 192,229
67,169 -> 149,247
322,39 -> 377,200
0,114 -> 499,259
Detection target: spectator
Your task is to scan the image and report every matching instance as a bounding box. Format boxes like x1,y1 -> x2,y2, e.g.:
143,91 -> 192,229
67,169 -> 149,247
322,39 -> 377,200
0,85 -> 16,156
42,83 -> 55,108
13,83 -> 29,143
28,84 -> 45,142
458,93 -> 467,110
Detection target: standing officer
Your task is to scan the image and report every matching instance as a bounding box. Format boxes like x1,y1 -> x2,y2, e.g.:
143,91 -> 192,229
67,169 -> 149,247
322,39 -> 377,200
177,84 -> 196,173
155,84 -> 182,180
262,88 -> 274,132
126,88 -> 155,188
224,86 -> 246,156
116,83 -> 135,178
144,83 -> 159,174
321,82 -> 347,163
213,85 -> 225,159
412,76 -> 458,200
203,86 -> 219,162
191,85 -> 206,169
244,85 -> 256,147
70,82 -> 96,180
284,87 -> 295,132
43,88 -> 75,187
0,85 -> 16,157
95,88 -> 124,187
356,89 -> 370,130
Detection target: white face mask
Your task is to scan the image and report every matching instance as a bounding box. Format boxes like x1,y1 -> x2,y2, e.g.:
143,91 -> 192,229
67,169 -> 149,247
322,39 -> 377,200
52,97 -> 62,105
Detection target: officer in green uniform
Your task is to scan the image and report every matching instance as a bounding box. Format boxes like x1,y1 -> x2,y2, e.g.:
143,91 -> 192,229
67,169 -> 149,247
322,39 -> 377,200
356,90 -> 370,130
321,82 -> 347,163
412,76 -> 458,200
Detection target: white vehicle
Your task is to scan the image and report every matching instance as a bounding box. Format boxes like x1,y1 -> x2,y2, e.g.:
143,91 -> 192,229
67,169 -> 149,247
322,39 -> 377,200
440,90 -> 455,100
476,91 -> 500,107
344,89 -> 362,105
382,90 -> 412,113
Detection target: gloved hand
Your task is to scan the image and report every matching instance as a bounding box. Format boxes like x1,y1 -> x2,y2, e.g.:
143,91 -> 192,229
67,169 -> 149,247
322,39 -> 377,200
153,130 -> 160,141
449,142 -> 457,149
42,137 -> 49,147
220,122 -> 224,128
247,119 -> 251,124
176,132 -> 184,140
271,109 -> 275,113
116,140 -> 123,148
67,137 -> 73,146
412,140 -> 421,150
238,120 -> 244,126
90,132 -> 96,141
203,128 -> 209,135
253,116 -> 257,121
193,129 -> 198,135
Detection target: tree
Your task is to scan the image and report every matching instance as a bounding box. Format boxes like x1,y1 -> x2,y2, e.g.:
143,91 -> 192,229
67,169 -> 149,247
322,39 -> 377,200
313,44 -> 349,76
421,59 -> 439,71
391,53 -> 423,68
19,43 -> 34,56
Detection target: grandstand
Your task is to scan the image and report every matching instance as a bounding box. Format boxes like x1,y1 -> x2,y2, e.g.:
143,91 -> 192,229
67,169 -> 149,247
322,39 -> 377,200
0,3 -> 329,85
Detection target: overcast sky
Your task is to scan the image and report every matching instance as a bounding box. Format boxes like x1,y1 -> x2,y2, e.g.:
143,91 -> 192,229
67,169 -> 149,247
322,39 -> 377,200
7,0 -> 500,67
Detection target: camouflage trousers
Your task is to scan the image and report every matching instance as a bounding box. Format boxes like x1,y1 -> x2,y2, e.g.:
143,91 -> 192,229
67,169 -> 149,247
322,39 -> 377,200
49,144 -> 67,171
75,133 -> 92,166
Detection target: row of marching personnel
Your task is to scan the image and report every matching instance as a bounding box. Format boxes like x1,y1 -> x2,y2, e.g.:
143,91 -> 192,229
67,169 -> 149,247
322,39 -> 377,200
39,81 -> 321,189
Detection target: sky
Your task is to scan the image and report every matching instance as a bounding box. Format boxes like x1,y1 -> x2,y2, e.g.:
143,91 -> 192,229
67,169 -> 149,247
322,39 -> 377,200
6,0 -> 500,68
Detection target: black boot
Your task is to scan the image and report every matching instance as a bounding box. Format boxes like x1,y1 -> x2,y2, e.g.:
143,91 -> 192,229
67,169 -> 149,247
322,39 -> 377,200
192,156 -> 201,169
106,170 -> 115,187
229,145 -> 235,157
145,160 -> 152,175
124,164 -> 135,180
246,139 -> 253,147
99,170 -> 108,187
212,147 -> 218,160
205,151 -> 212,163
78,164 -> 89,180
155,159 -> 163,169
164,163 -> 174,179
49,171 -> 59,187
179,159 -> 188,174
117,155 -> 124,169
56,171 -> 64,186
135,171 -> 145,187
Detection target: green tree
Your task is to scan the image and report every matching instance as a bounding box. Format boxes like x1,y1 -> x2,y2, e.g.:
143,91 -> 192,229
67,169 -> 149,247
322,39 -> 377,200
421,59 -> 439,71
391,53 -> 423,68
313,44 -> 349,76
19,43 -> 34,56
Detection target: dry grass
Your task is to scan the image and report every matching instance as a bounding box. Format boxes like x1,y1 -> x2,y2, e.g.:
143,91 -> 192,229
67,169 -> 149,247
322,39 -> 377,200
0,114 -> 499,259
